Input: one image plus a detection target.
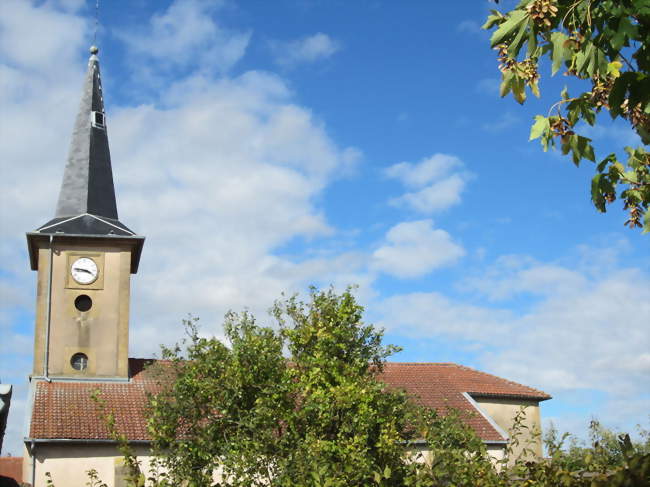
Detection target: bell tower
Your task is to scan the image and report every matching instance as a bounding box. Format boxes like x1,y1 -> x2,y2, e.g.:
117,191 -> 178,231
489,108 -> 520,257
26,46 -> 144,380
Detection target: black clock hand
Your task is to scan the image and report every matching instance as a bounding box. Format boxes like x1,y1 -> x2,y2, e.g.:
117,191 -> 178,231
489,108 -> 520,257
73,267 -> 92,274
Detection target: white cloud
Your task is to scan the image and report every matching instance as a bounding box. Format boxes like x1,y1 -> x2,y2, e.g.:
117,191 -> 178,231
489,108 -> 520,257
377,291 -> 512,341
581,122 -> 642,146
0,0 -> 88,72
385,154 -> 461,187
481,112 -> 520,133
378,251 -> 650,422
269,33 -> 340,67
116,0 -> 251,74
389,174 -> 467,213
385,154 -> 471,213
485,267 -> 650,395
108,66 -> 365,354
0,0 -> 89,279
371,220 -> 465,278
461,255 -> 588,300
457,20 -> 483,34
475,77 -> 500,96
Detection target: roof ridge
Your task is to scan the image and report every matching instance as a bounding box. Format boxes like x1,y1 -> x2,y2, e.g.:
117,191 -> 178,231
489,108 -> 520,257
129,357 -> 172,362
127,359 -> 549,397
454,364 -> 550,398
385,362 -> 457,366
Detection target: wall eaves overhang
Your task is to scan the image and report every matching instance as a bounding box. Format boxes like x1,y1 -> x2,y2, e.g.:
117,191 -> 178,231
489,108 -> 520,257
26,232 -> 145,274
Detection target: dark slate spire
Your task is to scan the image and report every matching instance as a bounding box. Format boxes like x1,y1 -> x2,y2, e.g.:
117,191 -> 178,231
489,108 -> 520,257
35,46 -> 135,236
27,46 -> 144,272
55,45 -> 118,220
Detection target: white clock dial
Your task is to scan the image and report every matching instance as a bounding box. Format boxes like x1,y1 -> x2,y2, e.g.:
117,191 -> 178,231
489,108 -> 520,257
71,257 -> 99,284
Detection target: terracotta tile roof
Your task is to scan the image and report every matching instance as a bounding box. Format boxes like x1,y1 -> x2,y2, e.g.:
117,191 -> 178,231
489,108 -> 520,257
29,359 -> 550,444
379,363 -> 551,443
30,359 -> 158,441
382,363 -> 551,400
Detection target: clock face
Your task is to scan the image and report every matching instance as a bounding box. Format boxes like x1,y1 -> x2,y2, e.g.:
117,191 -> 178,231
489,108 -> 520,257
71,257 -> 99,285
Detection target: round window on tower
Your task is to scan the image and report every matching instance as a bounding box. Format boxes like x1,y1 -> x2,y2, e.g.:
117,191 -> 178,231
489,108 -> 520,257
70,353 -> 88,371
74,294 -> 92,312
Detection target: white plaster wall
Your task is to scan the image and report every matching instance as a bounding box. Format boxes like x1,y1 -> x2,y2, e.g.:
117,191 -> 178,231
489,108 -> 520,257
25,444 -> 158,487
407,442 -> 506,467
474,397 -> 543,461
23,440 -> 508,485
486,444 -> 506,464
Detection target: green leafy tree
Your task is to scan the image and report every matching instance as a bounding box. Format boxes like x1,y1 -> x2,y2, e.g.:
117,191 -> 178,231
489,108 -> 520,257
145,288 -> 438,486
543,419 -> 650,472
484,0 -> 650,232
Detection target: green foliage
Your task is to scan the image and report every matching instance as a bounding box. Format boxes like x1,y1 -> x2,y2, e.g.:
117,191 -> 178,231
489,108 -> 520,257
81,287 -> 650,486
85,469 -> 108,487
544,420 -> 650,471
527,420 -> 650,486
146,288 -> 427,486
144,288 -> 536,486
484,0 -> 650,232
402,408 -> 501,486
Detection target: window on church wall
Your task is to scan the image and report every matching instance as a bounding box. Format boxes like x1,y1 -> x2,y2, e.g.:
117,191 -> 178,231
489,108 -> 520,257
75,294 -> 92,312
70,353 -> 88,371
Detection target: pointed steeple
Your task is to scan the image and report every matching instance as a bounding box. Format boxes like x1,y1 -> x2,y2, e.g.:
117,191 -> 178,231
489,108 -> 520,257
55,45 -> 118,221
27,46 -> 144,272
34,46 -> 135,236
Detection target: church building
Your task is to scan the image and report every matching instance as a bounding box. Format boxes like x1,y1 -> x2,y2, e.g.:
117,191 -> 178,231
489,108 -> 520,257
21,47 -> 550,487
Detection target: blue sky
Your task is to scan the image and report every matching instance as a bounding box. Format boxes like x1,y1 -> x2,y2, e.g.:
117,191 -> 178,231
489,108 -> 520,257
1,0 -> 649,456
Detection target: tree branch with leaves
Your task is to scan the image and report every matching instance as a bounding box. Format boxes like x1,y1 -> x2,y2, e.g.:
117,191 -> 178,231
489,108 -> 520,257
484,0 -> 650,232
